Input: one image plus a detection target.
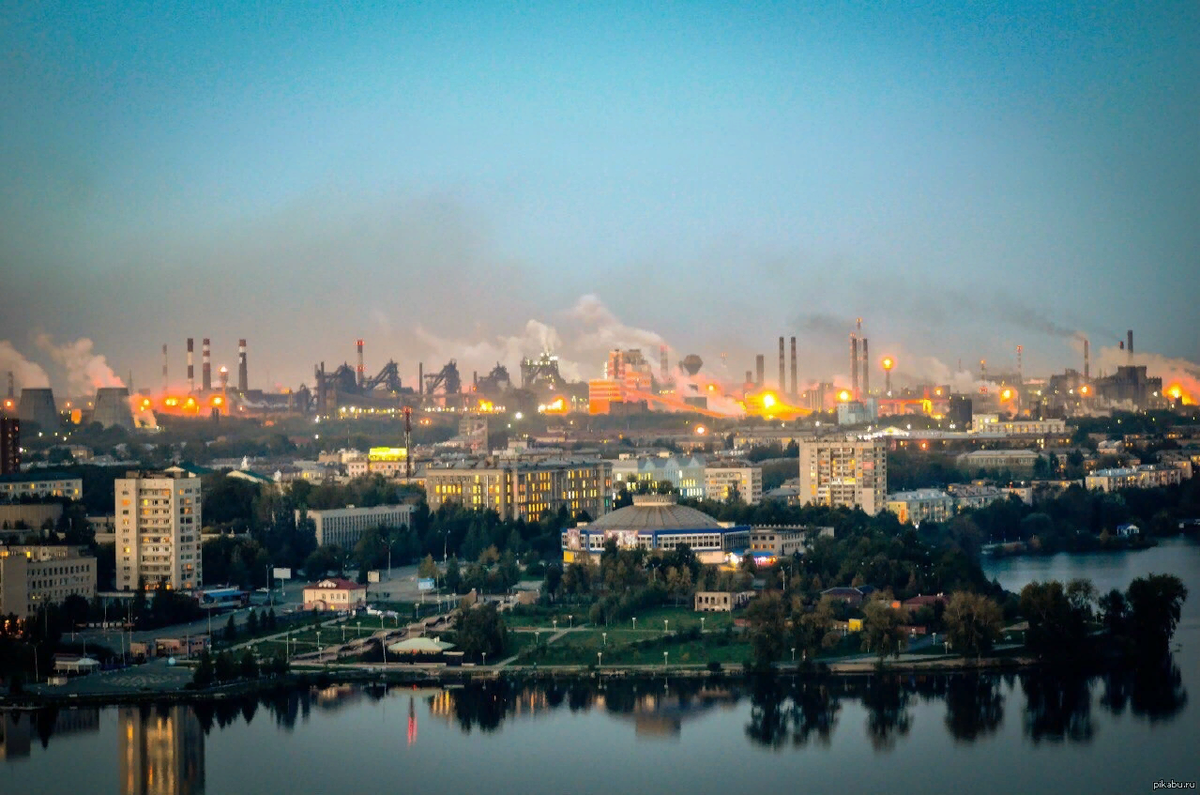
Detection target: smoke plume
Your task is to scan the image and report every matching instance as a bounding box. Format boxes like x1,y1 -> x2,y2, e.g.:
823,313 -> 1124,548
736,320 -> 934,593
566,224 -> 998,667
35,334 -> 123,395
1094,345 -> 1200,404
0,341 -> 51,389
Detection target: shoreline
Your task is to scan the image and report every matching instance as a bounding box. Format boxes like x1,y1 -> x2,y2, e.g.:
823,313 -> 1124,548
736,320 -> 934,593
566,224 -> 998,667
0,653 -> 1040,709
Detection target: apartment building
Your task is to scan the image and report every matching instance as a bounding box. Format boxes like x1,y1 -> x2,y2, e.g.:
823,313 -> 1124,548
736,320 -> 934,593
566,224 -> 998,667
425,458 -> 612,521
0,471 -> 83,501
798,436 -> 887,515
704,460 -> 764,504
115,467 -> 203,592
0,545 -> 96,618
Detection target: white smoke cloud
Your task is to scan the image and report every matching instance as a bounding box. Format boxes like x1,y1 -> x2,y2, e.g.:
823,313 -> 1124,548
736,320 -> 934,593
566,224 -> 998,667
414,319 -> 573,383
35,334 -> 123,395
0,341 -> 51,390
567,294 -> 667,356
1094,345 -> 1200,403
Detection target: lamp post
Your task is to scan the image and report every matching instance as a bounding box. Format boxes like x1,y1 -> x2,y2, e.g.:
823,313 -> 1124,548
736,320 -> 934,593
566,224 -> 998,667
597,651 -> 602,668
553,619 -> 558,633
700,617 -> 705,634
568,614 -> 573,629
791,647 -> 796,663
663,619 -> 669,634
316,630 -> 321,658
602,632 -> 607,647
632,617 -> 637,632
482,651 -> 487,667
341,622 -> 346,643
663,651 -> 668,669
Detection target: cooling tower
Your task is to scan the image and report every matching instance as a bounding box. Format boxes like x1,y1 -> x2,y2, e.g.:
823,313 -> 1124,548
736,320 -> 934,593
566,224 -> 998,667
93,387 -> 135,430
18,388 -> 59,430
680,354 -> 703,376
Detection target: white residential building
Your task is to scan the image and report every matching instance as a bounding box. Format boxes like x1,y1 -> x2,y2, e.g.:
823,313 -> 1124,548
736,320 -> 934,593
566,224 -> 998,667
798,437 -> 887,515
885,489 -> 954,525
296,504 -> 416,549
704,460 -> 763,504
115,467 -> 203,592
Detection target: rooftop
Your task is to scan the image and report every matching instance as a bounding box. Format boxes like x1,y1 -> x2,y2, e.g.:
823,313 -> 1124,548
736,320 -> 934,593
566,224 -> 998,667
584,494 -> 724,532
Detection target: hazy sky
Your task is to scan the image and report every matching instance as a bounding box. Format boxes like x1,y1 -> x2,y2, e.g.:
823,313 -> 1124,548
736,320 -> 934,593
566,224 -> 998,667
3,1 -> 1198,394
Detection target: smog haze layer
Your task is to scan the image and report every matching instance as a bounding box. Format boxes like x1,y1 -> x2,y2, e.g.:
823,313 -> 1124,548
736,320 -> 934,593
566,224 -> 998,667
2,2 -> 1198,394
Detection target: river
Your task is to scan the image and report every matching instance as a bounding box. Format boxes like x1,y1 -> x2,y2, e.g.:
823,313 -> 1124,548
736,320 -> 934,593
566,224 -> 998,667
3,537 -> 1197,794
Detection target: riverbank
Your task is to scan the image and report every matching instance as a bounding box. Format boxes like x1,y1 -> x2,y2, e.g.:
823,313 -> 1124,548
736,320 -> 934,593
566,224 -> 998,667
0,651 -> 1042,709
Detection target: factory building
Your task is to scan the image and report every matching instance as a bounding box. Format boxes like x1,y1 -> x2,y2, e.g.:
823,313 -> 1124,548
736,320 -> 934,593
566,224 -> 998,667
0,545 -> 97,619
797,436 -> 887,515
295,504 -> 415,549
115,467 -> 204,592
425,458 -> 612,521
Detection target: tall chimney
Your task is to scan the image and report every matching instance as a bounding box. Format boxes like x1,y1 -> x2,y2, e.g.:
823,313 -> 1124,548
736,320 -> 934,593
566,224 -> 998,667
660,345 -> 669,384
1084,338 -> 1090,380
755,355 -> 765,387
850,335 -> 859,399
202,339 -> 211,391
1127,329 -> 1134,363
186,338 -> 195,393
745,369 -> 753,385
162,344 -> 168,393
356,339 -> 365,388
418,362 -> 424,396
238,339 -> 248,392
789,337 -> 797,396
778,337 -> 785,391
861,338 -> 871,397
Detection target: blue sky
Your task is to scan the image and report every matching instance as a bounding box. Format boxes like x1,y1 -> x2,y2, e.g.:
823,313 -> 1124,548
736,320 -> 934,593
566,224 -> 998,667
3,1 -> 1197,392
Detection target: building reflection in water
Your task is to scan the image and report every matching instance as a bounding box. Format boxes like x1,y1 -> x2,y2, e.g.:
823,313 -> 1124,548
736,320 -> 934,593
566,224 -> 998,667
1,707 -> 100,761
119,705 -> 205,795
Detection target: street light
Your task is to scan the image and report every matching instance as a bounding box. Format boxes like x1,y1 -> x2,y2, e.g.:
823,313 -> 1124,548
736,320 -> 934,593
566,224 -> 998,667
663,651 -> 668,669
791,647 -> 796,663
553,619 -> 558,632
602,632 -> 607,647
700,617 -> 705,634
597,651 -> 602,668
632,617 -> 637,631
482,651 -> 488,666
663,619 -> 669,634
568,614 -> 573,629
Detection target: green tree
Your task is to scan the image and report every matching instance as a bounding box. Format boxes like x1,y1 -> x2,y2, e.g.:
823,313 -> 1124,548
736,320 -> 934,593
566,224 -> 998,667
498,550 -> 521,589
745,592 -> 788,668
1019,581 -> 1086,659
224,614 -> 237,641
418,554 -> 438,579
193,650 -> 215,688
214,650 -> 237,682
1065,579 -> 1098,622
239,649 -> 259,679
1097,588 -> 1127,636
454,603 -> 507,662
444,555 -> 462,593
862,599 -> 907,663
791,597 -> 839,662
943,592 -> 1003,661
1125,574 -> 1188,655
246,610 -> 259,636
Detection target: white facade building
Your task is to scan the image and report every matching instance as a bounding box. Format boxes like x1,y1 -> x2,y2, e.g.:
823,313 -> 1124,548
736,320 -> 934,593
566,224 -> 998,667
115,467 -> 203,592
704,461 -> 763,504
798,437 -> 887,515
297,504 -> 415,549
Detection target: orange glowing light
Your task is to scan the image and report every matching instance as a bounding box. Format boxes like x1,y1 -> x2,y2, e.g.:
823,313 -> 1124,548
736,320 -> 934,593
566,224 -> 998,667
838,390 -> 851,402
185,397 -> 197,408
934,388 -> 943,396
1168,385 -> 1183,400
164,397 -> 179,407
1080,385 -> 1090,395
882,357 -> 894,371
211,396 -> 224,406
694,425 -> 707,435
707,384 -> 715,392
762,393 -> 777,409
1001,388 -> 1013,401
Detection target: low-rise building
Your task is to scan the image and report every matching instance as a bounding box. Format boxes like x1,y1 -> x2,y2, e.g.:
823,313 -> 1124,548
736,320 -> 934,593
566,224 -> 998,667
0,545 -> 97,618
296,504 -> 415,549
426,458 -> 612,521
956,449 -> 1040,474
0,471 -> 83,501
563,494 -> 748,565
694,591 -> 751,612
1085,465 -> 1185,492
885,489 -> 954,525
303,577 -> 367,611
947,483 -> 1013,512
0,502 -> 64,532
747,526 -> 833,558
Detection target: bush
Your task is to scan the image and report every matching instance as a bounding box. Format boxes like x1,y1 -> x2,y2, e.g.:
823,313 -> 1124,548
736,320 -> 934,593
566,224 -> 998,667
706,661 -> 722,673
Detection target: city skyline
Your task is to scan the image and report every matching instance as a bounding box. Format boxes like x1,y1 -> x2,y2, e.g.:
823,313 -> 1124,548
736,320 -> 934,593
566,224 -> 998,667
3,2 -> 1198,393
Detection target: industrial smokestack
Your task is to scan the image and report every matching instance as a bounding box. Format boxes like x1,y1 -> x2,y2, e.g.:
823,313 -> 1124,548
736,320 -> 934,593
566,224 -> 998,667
789,337 -> 797,396
356,339 -> 365,388
745,369 -> 753,385
778,337 -> 785,391
418,362 -> 424,396
861,338 -> 870,396
1016,345 -> 1023,384
18,388 -> 58,430
1127,329 -> 1134,363
755,354 -> 765,387
660,345 -> 668,384
1084,338 -> 1090,380
202,338 -> 211,391
850,336 -> 859,399
238,339 -> 248,392
187,338 -> 195,393
162,344 -> 168,393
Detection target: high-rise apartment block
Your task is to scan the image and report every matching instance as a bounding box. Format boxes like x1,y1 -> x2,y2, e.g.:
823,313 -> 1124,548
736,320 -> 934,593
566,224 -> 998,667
115,467 -> 203,591
0,417 -> 19,475
798,436 -> 887,515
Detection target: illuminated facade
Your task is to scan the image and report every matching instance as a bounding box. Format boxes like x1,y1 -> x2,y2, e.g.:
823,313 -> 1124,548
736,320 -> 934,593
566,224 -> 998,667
798,437 -> 887,515
425,459 -> 612,521
0,471 -> 82,501
0,545 -> 96,618
703,461 -> 763,504
115,467 -> 203,592
885,489 -> 954,525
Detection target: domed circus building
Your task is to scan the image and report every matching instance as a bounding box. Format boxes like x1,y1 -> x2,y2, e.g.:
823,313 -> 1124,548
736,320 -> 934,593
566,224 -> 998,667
562,494 -> 749,565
